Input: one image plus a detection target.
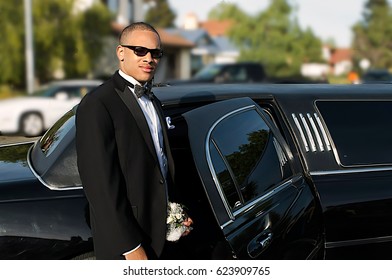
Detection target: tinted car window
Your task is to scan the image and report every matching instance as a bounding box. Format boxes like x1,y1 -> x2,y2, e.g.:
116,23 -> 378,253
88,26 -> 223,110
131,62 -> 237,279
209,141 -> 241,209
316,101 -> 392,166
40,110 -> 74,156
30,108 -> 81,189
210,109 -> 292,208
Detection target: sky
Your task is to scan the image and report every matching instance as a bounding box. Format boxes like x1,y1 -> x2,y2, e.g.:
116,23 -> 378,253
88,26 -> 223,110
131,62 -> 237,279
167,0 -> 370,48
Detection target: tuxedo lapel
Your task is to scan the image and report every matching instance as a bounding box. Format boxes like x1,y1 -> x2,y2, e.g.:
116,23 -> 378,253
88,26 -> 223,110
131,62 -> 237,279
113,72 -> 158,164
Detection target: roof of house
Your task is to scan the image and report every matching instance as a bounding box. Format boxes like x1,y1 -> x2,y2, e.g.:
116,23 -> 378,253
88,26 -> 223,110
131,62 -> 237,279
110,22 -> 194,48
165,28 -> 220,54
199,20 -> 234,37
212,36 -> 238,53
157,28 -> 194,48
165,28 -> 209,44
330,48 -> 352,64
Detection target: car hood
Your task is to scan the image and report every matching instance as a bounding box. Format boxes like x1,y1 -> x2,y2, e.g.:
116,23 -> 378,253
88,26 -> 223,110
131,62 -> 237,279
0,143 -> 36,183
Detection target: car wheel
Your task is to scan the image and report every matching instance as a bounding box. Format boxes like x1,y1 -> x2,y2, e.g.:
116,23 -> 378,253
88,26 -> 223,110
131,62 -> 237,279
19,112 -> 44,137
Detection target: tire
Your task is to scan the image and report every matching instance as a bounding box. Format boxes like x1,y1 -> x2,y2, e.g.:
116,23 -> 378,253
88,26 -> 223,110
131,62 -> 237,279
19,112 -> 44,137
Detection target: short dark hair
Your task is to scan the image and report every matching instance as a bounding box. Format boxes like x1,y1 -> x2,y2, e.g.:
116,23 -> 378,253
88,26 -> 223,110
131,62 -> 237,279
119,22 -> 161,44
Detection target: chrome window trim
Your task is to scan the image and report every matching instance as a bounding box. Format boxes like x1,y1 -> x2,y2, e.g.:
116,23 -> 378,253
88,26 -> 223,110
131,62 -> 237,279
292,113 -> 309,152
326,235 -> 392,249
206,105 -> 256,221
299,113 -> 317,152
313,112 -> 332,151
232,179 -> 293,219
307,113 -> 324,152
210,138 -> 244,213
27,145 -> 83,191
206,105 -> 294,227
205,105 -> 299,229
310,166 -> 392,176
292,112 -> 334,153
221,176 -> 299,229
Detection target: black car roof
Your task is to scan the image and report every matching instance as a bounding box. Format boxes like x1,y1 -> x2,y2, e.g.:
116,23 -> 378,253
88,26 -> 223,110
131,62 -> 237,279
153,83 -> 392,108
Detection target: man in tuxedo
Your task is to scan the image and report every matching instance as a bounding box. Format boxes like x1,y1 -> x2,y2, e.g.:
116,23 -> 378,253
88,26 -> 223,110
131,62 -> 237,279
76,22 -> 191,260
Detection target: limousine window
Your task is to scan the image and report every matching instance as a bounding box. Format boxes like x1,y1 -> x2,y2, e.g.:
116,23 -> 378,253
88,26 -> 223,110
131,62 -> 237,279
29,107 -> 81,190
316,101 -> 392,166
209,109 -> 292,210
40,110 -> 74,156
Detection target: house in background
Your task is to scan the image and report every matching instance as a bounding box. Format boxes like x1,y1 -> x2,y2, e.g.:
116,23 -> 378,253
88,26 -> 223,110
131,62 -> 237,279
80,2 -> 355,83
199,19 -> 238,64
76,0 -> 194,82
165,13 -> 239,75
329,48 -> 353,76
301,46 -> 353,79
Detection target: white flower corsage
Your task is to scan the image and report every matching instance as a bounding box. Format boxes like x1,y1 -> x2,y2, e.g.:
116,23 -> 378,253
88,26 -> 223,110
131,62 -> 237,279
166,202 -> 190,242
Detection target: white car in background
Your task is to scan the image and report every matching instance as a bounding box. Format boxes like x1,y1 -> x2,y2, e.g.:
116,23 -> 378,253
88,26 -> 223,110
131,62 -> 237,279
0,79 -> 102,136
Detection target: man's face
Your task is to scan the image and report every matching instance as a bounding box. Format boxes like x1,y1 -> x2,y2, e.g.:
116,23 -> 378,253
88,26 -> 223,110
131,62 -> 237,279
117,30 -> 161,83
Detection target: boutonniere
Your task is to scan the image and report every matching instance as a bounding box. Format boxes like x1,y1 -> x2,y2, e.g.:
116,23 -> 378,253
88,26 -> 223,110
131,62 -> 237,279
166,202 -> 190,242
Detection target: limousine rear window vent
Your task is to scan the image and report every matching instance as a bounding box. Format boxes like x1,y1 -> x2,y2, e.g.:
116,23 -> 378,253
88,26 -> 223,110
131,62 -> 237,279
291,113 -> 332,153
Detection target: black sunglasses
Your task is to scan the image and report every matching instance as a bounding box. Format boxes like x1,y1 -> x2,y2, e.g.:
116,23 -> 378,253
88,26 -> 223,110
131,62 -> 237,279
121,45 -> 163,59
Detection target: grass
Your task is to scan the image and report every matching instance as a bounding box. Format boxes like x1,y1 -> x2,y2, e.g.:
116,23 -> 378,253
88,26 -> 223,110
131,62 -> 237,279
327,75 -> 351,84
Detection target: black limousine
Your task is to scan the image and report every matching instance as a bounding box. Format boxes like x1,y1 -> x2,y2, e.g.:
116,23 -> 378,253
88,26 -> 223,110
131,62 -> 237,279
1,83 -> 392,259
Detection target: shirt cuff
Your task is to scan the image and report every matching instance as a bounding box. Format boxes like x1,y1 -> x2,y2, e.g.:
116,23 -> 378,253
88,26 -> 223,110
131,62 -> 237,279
122,244 -> 141,256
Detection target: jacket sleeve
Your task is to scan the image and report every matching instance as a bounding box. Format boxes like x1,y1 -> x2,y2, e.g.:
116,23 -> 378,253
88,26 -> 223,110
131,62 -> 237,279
76,94 -> 143,258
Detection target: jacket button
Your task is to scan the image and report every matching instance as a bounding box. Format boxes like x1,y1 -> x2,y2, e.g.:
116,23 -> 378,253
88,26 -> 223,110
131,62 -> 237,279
159,179 -> 164,184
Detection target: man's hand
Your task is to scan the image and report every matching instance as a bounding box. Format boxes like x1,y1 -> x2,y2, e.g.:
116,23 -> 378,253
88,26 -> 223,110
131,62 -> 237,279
124,246 -> 148,260
182,217 -> 194,237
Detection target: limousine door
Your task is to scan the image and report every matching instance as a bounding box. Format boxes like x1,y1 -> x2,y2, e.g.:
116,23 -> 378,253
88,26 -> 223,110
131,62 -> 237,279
182,97 -> 324,259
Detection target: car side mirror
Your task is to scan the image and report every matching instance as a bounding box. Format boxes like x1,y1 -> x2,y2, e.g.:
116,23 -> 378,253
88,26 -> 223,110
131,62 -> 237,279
55,91 -> 69,101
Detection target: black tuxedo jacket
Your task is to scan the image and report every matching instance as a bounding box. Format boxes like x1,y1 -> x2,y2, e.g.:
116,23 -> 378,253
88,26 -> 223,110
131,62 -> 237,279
76,71 -> 174,259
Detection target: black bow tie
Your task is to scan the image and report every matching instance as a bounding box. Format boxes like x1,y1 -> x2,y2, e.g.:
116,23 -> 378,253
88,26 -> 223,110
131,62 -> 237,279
121,76 -> 154,100
134,84 -> 154,100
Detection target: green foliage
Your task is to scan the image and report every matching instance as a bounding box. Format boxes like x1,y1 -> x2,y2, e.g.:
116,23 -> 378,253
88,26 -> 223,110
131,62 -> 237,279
0,85 -> 24,100
0,144 -> 31,165
208,2 -> 248,22
208,0 -> 323,78
144,0 -> 176,28
226,130 -> 269,186
0,0 -> 112,87
0,0 -> 25,85
352,0 -> 392,69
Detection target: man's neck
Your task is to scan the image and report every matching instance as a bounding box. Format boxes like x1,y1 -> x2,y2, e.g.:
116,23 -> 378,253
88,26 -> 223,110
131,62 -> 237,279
118,70 -> 144,86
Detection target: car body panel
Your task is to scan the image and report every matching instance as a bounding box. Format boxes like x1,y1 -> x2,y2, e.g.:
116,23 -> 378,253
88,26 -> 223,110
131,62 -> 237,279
182,97 -> 324,259
0,143 -> 92,259
1,83 -> 392,259
154,83 -> 392,258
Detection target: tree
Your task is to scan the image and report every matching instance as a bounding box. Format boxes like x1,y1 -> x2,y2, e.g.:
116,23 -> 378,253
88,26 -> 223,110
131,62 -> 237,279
208,2 -> 248,22
144,0 -> 176,28
352,0 -> 392,70
0,0 -> 25,86
0,0 -> 111,87
208,0 -> 323,78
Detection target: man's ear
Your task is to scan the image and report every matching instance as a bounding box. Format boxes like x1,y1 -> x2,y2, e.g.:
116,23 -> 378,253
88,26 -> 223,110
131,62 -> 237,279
116,45 -> 124,62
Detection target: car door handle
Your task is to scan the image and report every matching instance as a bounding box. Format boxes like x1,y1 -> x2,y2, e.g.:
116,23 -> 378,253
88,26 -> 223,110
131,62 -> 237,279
247,231 -> 273,258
